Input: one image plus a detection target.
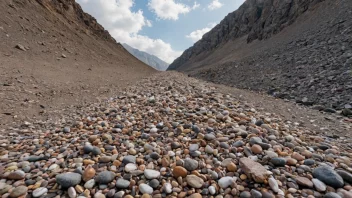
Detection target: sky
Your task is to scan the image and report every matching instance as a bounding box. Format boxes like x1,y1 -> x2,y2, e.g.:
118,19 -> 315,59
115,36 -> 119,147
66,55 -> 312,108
76,0 -> 245,63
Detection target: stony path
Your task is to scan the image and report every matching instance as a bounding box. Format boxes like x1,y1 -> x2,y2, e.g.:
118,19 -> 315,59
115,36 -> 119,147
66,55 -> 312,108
0,72 -> 351,198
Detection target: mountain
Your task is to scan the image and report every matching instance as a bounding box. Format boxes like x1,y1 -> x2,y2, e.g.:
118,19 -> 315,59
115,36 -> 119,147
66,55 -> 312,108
168,0 -> 352,113
122,43 -> 169,71
0,0 -> 155,126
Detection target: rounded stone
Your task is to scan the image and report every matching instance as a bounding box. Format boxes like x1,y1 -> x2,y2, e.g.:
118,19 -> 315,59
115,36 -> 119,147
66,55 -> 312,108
163,183 -> 172,194
227,163 -> 237,172
149,152 -> 160,160
92,147 -> 102,156
33,187 -> 48,197
173,166 -> 187,178
68,187 -> 76,198
324,192 -> 342,198
56,172 -> 82,188
251,144 -> 263,154
9,186 -> 28,198
271,158 -> 286,167
139,184 -> 153,194
312,166 -> 344,188
124,163 -> 137,172
83,144 -> 94,154
122,156 -> 136,164
240,191 -> 251,198
250,189 -> 262,198
218,176 -> 236,189
149,179 -> 160,188
186,175 -> 204,188
84,179 -> 95,189
95,171 -> 115,184
184,158 -> 198,171
115,179 -> 130,189
7,170 -> 25,180
144,169 -> 160,179
312,178 -> 326,192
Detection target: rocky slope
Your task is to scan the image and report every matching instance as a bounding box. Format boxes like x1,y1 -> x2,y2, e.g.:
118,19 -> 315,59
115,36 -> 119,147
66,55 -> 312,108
122,43 -> 169,71
168,0 -> 352,115
0,0 -> 155,127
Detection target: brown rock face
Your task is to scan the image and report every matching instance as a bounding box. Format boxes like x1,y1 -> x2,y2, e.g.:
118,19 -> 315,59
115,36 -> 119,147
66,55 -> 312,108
239,158 -> 269,183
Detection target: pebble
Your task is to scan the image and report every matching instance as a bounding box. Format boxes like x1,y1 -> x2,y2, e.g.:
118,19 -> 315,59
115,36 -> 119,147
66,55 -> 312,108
184,158 -> 198,171
336,170 -> 352,184
144,169 -> 160,179
139,184 -> 153,194
218,176 -> 236,189
324,192 -> 342,198
9,186 -> 27,198
95,171 -> 115,184
122,156 -> 136,164
7,170 -> 25,180
115,179 -> 130,189
295,176 -> 313,188
209,186 -> 216,195
240,191 -> 251,198
83,165 -> 96,182
163,183 -> 172,194
173,166 -> 187,177
125,163 -> 137,172
84,179 -> 95,189
268,177 -> 279,193
250,189 -> 262,198
68,187 -> 76,198
271,158 -> 286,167
313,166 -> 344,188
56,172 -> 82,188
186,175 -> 204,188
240,158 -> 269,183
251,144 -> 263,154
149,179 -> 160,188
312,178 -> 327,192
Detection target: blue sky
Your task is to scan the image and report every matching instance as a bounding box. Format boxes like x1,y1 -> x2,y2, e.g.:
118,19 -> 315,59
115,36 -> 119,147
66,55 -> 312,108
77,0 -> 245,63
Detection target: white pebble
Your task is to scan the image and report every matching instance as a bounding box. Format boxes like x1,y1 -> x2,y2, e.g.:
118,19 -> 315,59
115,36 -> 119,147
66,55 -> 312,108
269,177 -> 279,193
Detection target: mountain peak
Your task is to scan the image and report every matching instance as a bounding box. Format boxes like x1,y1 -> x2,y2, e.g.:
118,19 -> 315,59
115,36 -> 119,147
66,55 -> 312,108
122,43 -> 169,71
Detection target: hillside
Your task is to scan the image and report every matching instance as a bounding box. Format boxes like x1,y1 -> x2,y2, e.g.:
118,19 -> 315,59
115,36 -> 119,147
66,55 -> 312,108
122,43 -> 169,71
0,0 -> 155,127
168,0 -> 352,115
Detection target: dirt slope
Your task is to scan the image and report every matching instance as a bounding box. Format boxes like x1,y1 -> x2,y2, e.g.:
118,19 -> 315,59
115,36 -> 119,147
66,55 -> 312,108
0,0 -> 155,127
168,0 -> 352,115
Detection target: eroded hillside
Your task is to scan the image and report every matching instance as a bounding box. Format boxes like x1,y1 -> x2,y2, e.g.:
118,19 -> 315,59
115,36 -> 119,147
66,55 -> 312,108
0,0 -> 155,127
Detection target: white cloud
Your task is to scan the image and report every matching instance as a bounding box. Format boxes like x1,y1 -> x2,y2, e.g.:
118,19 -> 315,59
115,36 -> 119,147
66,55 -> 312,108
76,0 -> 181,63
208,0 -> 223,10
111,30 -> 182,63
186,23 -> 216,42
192,2 -> 200,10
148,0 -> 199,20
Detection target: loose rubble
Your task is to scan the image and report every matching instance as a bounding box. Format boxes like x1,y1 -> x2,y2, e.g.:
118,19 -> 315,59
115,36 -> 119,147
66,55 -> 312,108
0,73 -> 351,198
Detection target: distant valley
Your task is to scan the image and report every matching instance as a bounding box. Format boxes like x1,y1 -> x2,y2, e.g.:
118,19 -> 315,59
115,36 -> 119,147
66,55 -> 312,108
122,43 -> 169,71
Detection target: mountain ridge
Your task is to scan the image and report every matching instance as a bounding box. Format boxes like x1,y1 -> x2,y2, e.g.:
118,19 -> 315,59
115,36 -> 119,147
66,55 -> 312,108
122,43 -> 169,71
168,0 -> 326,71
167,0 -> 352,114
